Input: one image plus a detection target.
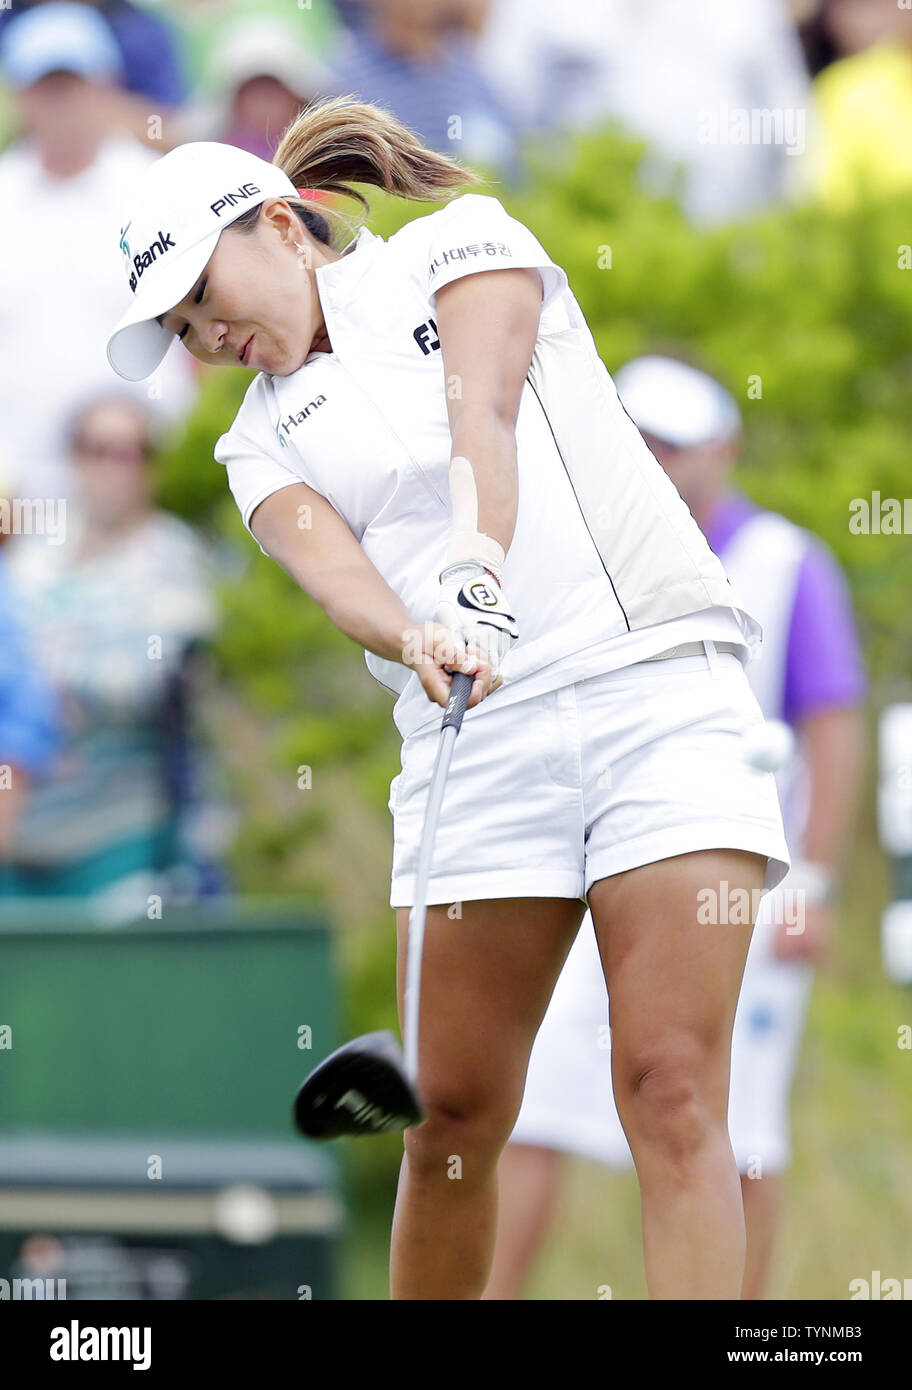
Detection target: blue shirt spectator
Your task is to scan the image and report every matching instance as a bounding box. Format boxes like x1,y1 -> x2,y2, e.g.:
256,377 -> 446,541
0,544 -> 60,860
0,0 -> 186,107
330,0 -> 522,177
98,0 -> 187,107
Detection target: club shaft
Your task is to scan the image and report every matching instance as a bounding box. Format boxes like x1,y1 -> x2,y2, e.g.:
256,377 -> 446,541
403,671 -> 474,1085
403,725 -> 458,1082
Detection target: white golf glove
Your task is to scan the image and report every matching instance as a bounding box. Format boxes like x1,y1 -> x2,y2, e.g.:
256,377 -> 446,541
433,561 -> 519,683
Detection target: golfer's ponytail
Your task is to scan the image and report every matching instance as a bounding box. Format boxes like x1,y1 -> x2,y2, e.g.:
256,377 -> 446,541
227,94 -> 484,249
273,93 -> 485,210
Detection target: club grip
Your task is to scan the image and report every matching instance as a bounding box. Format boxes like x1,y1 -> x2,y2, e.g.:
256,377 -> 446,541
441,669 -> 474,733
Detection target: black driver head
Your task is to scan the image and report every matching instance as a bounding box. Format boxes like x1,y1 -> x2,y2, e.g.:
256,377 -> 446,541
293,1030 -> 425,1140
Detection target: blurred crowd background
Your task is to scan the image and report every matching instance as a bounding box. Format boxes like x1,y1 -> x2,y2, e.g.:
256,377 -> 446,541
0,0 -> 910,1301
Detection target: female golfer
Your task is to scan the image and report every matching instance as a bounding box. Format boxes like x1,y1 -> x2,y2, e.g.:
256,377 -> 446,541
106,95 -> 790,1300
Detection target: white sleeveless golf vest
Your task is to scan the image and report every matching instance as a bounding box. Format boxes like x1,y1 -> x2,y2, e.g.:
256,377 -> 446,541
216,193 -> 761,738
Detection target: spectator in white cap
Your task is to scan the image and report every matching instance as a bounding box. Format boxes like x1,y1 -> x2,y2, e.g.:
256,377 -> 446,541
0,0 -> 188,151
0,1 -> 197,508
0,2 -> 123,85
613,354 -> 744,530
175,11 -> 335,162
488,352 -> 866,1301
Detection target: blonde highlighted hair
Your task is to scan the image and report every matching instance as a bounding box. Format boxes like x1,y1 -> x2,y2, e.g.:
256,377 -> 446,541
230,94 -> 486,248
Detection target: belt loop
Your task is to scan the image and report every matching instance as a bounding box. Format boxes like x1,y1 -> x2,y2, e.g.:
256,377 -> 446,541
703,638 -> 720,677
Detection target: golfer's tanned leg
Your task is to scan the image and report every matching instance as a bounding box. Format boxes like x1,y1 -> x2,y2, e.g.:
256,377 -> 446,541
589,849 -> 766,1300
390,895 -> 586,1300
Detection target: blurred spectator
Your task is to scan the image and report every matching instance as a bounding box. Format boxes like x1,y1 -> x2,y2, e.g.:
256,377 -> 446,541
797,0 -> 905,75
329,0 -> 522,176
796,1 -> 849,76
0,1 -> 198,509
163,0 -> 341,109
0,0 -> 188,150
803,5 -> 912,206
0,462 -> 61,862
0,395 -> 226,916
176,11 -> 334,160
331,0 -> 369,29
476,0 -> 813,223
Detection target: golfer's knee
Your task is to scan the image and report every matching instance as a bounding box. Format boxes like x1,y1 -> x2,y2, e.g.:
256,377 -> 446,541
614,1050 -> 724,1168
403,1096 -> 514,1181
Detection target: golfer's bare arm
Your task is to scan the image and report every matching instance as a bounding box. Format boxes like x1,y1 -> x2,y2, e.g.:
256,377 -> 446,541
249,482 -> 420,667
248,268 -> 542,679
434,266 -> 543,553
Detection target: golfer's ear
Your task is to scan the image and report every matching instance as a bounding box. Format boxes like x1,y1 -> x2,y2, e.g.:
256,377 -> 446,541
260,197 -> 294,234
433,267 -> 543,426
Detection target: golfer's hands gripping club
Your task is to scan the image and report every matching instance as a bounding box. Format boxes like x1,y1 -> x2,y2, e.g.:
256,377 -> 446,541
402,620 -> 498,711
433,560 -> 518,707
401,563 -> 518,709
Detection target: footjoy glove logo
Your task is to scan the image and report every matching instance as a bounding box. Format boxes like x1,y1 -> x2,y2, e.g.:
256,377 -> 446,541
126,229 -> 176,293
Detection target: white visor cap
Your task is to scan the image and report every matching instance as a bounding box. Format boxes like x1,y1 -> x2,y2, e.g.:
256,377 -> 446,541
613,355 -> 742,448
107,141 -> 299,381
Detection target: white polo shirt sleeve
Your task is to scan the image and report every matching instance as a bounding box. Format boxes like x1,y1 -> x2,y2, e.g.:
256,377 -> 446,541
214,377 -> 305,557
425,194 -> 572,325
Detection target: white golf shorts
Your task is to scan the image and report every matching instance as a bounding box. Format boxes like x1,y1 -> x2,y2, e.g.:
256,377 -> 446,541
509,878 -> 813,1175
388,641 -> 790,909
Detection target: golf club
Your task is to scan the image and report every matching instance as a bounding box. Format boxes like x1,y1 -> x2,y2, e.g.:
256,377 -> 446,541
293,668 -> 475,1139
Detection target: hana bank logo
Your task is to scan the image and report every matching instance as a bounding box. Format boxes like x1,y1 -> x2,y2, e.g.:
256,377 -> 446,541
119,221 -> 131,259
275,396 -> 327,447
